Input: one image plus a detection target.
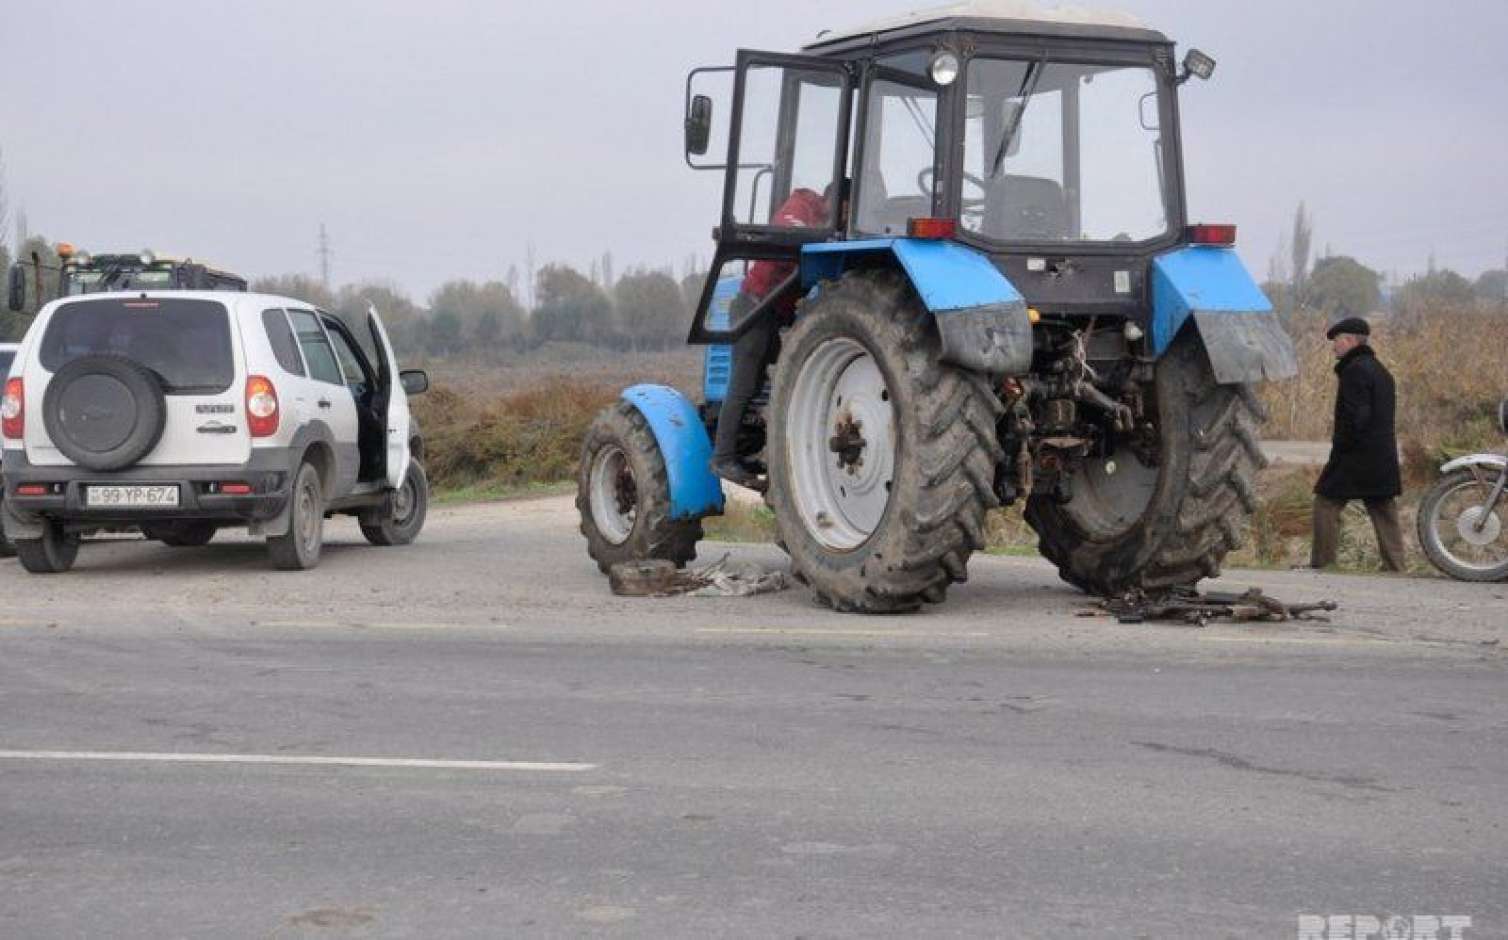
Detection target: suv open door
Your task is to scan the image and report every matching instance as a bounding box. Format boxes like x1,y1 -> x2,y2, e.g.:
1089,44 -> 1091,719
366,307 -> 411,490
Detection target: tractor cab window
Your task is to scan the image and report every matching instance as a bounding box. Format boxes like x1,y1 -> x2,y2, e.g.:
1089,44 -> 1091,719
854,79 -> 939,236
729,65 -> 846,230
962,58 -> 1171,244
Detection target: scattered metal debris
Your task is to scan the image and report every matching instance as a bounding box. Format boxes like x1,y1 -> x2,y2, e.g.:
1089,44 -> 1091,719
609,555 -> 790,598
1088,586 -> 1338,627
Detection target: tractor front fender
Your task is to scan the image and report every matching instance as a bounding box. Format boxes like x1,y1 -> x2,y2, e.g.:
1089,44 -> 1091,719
1150,246 -> 1298,384
621,384 -> 725,520
802,239 -> 1033,376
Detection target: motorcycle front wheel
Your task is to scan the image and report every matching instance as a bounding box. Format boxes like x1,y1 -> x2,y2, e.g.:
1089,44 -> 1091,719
1417,469 -> 1508,581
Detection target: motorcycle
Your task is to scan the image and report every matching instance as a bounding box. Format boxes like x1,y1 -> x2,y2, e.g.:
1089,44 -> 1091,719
1416,396 -> 1508,581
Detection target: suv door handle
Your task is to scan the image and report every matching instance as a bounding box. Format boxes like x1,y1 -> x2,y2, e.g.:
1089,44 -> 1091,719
317,399 -> 332,409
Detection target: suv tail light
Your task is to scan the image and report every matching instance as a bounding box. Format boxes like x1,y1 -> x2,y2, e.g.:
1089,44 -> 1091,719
1,378 -> 22,439
245,375 -> 279,437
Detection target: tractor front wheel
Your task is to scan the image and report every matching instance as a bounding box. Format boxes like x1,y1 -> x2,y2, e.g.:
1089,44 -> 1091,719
577,401 -> 702,574
767,270 -> 1002,613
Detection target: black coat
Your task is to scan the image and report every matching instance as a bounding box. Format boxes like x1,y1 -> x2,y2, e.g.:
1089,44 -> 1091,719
1315,344 -> 1401,500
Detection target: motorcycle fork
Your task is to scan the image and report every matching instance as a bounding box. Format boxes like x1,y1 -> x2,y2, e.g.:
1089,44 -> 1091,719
1475,466 -> 1508,532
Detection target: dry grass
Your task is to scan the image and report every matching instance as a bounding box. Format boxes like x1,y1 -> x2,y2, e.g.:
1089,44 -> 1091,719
415,345 -> 701,398
415,378 -> 618,491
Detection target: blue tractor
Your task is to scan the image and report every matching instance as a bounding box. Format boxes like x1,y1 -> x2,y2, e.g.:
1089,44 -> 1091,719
578,5 -> 1296,612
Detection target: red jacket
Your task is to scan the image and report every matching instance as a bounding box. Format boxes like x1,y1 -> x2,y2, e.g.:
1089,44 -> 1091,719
741,188 -> 828,313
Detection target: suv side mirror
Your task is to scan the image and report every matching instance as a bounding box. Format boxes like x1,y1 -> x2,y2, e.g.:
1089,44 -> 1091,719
400,369 -> 429,396
685,94 -> 713,157
6,264 -> 24,312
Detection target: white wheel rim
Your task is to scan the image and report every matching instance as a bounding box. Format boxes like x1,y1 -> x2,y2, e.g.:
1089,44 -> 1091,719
1455,505 -> 1503,547
786,337 -> 896,552
589,444 -> 636,545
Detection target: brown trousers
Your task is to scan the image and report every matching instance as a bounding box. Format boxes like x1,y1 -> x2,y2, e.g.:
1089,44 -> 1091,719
1310,495 -> 1407,571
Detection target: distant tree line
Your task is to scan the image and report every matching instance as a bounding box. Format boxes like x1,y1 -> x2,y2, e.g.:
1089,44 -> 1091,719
1263,201 -> 1507,326
249,263 -> 703,360
0,239 -> 707,353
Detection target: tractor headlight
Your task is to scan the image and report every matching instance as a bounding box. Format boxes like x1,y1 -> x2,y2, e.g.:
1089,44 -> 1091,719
929,51 -> 960,87
1183,48 -> 1216,81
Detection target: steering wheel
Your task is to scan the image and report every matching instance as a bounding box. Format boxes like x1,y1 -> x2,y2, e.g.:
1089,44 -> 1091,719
916,167 -> 988,210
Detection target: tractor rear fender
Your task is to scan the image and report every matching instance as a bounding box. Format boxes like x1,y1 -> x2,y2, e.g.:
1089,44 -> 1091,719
1150,246 -> 1298,384
620,384 -> 725,521
801,239 -> 1033,375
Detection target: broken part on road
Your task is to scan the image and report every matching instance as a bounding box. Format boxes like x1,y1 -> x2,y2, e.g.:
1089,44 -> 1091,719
1089,586 -> 1338,627
609,556 -> 790,598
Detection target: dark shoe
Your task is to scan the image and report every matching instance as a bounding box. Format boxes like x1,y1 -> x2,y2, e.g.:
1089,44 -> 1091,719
711,456 -> 765,492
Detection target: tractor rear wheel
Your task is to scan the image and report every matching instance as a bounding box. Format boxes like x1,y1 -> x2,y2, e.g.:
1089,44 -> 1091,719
578,401 -> 702,574
1025,330 -> 1267,594
766,270 -> 1002,613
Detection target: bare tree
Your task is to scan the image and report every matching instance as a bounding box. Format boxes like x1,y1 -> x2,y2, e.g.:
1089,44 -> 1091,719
0,145 -> 9,254
1267,229 -> 1290,286
1289,201 -> 1312,298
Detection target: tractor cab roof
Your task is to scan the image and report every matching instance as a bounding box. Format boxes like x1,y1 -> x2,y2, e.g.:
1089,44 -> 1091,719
803,0 -> 1167,54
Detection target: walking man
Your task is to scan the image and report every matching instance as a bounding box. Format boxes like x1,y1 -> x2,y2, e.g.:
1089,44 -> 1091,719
1309,317 -> 1406,571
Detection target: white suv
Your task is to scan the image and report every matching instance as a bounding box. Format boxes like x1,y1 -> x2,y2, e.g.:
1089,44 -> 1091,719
1,291 -> 430,573
0,341 -> 19,557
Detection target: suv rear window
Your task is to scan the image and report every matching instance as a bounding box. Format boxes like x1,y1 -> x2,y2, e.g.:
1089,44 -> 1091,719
40,298 -> 235,394
0,351 -> 15,377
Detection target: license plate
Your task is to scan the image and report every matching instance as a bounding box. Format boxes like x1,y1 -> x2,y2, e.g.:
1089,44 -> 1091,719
85,485 -> 181,508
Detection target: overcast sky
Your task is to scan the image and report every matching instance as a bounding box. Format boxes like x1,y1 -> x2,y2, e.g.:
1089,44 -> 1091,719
2,0 -> 1505,301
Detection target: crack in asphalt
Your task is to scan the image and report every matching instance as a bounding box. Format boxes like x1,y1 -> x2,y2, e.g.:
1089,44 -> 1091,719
1133,741 -> 1398,793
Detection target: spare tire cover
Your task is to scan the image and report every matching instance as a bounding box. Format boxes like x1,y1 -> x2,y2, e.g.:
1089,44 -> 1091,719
42,354 -> 167,471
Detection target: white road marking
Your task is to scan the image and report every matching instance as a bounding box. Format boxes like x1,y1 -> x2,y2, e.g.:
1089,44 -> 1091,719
0,750 -> 596,772
1199,634 -> 1394,646
696,627 -> 988,638
256,620 -> 507,631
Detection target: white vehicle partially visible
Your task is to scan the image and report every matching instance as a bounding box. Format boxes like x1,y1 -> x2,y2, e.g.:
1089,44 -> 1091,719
0,342 -> 19,557
0,292 -> 430,573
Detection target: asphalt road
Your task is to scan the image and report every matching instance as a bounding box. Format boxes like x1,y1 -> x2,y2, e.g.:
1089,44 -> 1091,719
2,496 -> 1505,938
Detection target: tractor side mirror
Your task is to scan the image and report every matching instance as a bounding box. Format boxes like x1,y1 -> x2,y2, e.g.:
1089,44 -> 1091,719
685,94 -> 713,157
6,264 -> 24,312
400,369 -> 429,396
1498,395 -> 1508,436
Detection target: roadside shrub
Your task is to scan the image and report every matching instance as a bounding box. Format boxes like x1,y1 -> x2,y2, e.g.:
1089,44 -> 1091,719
415,379 -> 617,491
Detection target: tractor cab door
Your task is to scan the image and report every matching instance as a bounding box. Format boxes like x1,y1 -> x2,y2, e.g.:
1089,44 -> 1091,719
686,51 -> 854,344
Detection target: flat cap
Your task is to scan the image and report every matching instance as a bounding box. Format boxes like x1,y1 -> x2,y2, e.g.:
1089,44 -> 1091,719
1326,317 -> 1370,339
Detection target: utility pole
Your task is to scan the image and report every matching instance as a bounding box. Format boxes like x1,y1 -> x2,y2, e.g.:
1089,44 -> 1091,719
525,241 -> 536,310
317,223 -> 333,288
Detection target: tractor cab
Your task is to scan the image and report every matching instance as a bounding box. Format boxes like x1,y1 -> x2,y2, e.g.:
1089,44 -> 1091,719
7,245 -> 247,312
684,5 -> 1224,347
